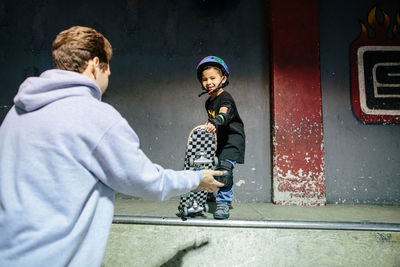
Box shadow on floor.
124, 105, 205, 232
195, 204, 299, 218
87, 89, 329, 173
160, 240, 210, 267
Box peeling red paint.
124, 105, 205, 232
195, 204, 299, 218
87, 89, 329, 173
270, 0, 326, 206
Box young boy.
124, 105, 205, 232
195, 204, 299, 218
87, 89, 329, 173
196, 56, 246, 219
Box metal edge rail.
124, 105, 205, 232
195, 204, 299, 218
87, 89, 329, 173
113, 215, 400, 232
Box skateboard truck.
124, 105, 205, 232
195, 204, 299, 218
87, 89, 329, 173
182, 200, 210, 217
189, 151, 218, 168
194, 152, 213, 165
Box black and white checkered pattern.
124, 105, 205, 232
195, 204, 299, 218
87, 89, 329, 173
179, 125, 217, 214
184, 126, 217, 170
178, 190, 209, 212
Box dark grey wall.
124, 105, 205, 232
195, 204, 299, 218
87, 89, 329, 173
319, 0, 400, 204
0, 0, 271, 202
3, 0, 397, 205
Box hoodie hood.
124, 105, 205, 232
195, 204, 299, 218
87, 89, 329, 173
14, 69, 102, 112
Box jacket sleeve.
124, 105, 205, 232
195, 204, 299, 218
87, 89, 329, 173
88, 118, 203, 200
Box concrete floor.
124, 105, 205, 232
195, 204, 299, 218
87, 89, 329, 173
112, 198, 400, 223
102, 199, 400, 267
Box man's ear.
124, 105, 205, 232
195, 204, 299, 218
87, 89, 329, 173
92, 57, 100, 67
91, 57, 100, 78
222, 75, 227, 84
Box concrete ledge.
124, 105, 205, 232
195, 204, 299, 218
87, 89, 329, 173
104, 222, 400, 266
105, 199, 400, 266
114, 215, 400, 232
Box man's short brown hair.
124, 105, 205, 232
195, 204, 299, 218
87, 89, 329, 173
52, 26, 112, 73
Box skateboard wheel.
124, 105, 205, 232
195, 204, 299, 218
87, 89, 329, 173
189, 158, 194, 167
204, 204, 209, 212
213, 157, 218, 166
183, 207, 188, 216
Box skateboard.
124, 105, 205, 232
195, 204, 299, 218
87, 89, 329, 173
178, 125, 218, 217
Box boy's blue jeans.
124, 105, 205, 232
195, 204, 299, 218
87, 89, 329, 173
216, 159, 236, 205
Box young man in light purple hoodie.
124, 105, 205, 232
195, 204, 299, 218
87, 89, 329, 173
0, 26, 223, 267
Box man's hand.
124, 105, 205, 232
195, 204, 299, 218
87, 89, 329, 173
198, 170, 224, 192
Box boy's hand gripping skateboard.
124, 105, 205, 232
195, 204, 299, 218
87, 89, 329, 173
178, 125, 219, 218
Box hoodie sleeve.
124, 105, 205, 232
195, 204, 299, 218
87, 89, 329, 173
89, 118, 203, 200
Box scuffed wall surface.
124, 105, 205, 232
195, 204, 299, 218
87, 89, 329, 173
2, 0, 398, 205
270, 0, 326, 206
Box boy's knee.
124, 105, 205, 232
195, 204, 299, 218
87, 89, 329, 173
215, 160, 234, 189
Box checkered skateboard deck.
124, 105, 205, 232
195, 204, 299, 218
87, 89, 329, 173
178, 125, 218, 217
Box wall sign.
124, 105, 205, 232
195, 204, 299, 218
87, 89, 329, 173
350, 7, 400, 124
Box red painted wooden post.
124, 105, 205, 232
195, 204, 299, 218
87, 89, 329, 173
270, 0, 326, 205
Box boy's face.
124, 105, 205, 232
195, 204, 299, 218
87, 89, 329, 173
201, 67, 226, 94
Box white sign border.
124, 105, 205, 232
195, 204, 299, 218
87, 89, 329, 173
357, 45, 400, 116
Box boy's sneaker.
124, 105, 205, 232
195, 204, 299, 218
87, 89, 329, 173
214, 204, 230, 220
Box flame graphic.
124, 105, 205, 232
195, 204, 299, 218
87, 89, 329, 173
358, 7, 400, 41
394, 13, 400, 37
